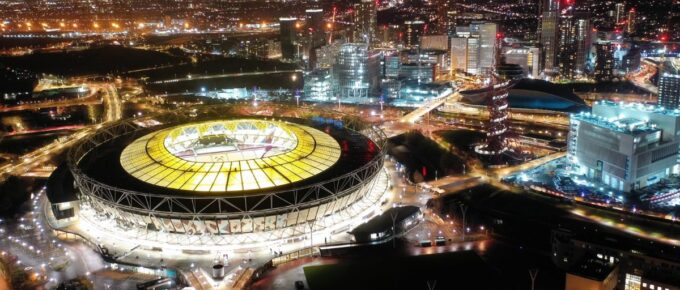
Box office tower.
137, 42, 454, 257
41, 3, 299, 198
658, 60, 680, 109
540, 12, 559, 73
594, 42, 614, 81
420, 34, 449, 51
471, 22, 498, 74
352, 0, 377, 44
614, 3, 626, 24
465, 38, 481, 75
332, 43, 380, 98
626, 8, 636, 34
403, 20, 426, 48
449, 22, 497, 76
568, 101, 680, 192
279, 17, 297, 61
450, 37, 469, 73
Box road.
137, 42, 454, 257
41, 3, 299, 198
148, 69, 302, 85
627, 59, 659, 95
398, 90, 459, 123
0, 81, 122, 181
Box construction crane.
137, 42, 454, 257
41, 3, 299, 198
329, 6, 337, 43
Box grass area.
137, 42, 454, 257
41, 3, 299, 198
304, 251, 503, 290
0, 45, 185, 76
386, 131, 464, 182
434, 129, 485, 152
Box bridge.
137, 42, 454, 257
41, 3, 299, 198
398, 89, 461, 123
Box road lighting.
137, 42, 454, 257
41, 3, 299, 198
459, 204, 467, 241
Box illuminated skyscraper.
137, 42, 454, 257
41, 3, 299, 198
626, 8, 637, 34
614, 3, 626, 24
403, 20, 426, 48
332, 43, 380, 99
352, 0, 377, 44
539, 0, 560, 74
471, 22, 498, 74
594, 42, 614, 81
279, 17, 298, 61
558, 12, 592, 78
449, 22, 497, 75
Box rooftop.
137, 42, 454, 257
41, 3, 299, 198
595, 100, 680, 117
572, 112, 660, 135
567, 257, 617, 281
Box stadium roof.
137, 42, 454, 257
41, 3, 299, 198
120, 119, 341, 194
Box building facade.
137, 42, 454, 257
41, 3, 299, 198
352, 0, 377, 44
568, 101, 680, 192
658, 60, 680, 109
279, 17, 298, 61
331, 43, 380, 99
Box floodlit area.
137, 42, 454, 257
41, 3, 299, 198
51, 169, 391, 260
506, 157, 680, 221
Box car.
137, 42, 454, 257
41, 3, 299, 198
294, 280, 305, 290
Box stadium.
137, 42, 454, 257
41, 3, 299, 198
49, 109, 389, 252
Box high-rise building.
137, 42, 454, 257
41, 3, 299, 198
594, 42, 614, 81
471, 22, 498, 74
420, 34, 449, 51
568, 101, 680, 192
403, 20, 426, 48
449, 22, 497, 75
540, 11, 559, 74
614, 3, 626, 24
465, 38, 481, 75
331, 43, 380, 99
626, 8, 636, 34
352, 0, 377, 44
539, 0, 560, 74
306, 9, 325, 48
450, 37, 469, 73
279, 17, 298, 61
558, 12, 592, 78
658, 60, 680, 109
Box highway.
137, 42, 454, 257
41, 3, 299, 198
148, 69, 303, 85
627, 59, 659, 95
0, 81, 122, 181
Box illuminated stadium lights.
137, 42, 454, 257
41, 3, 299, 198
54, 112, 387, 252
